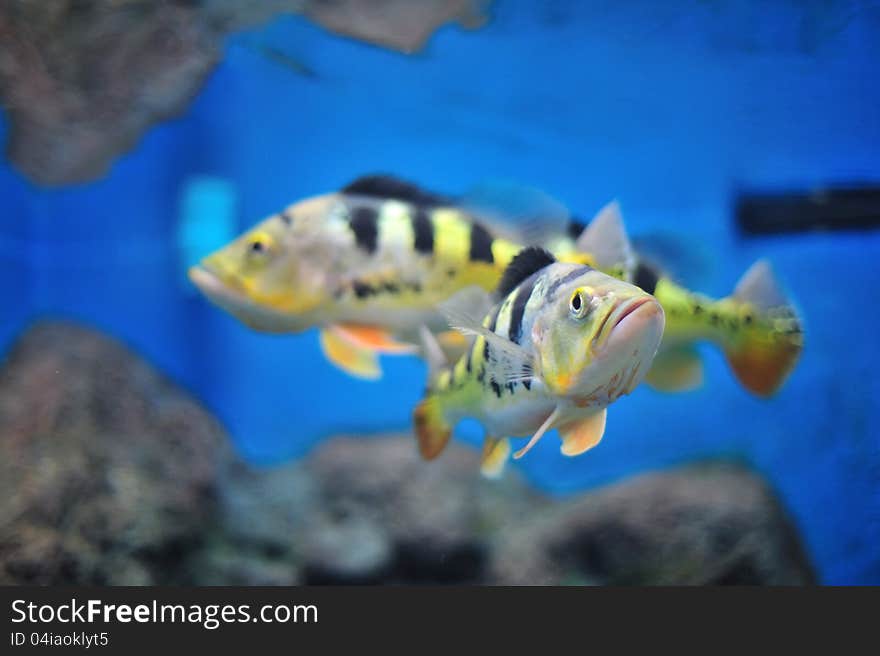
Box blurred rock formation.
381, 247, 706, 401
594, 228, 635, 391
0, 322, 815, 585
0, 0, 489, 186
0, 322, 230, 585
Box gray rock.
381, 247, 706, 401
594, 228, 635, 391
0, 321, 231, 584
0, 0, 490, 186
490, 464, 816, 585
296, 436, 543, 583
0, 322, 816, 585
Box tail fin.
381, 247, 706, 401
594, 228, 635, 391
413, 395, 452, 460
724, 260, 803, 397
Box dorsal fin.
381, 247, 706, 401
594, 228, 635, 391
495, 247, 556, 299
460, 180, 570, 246
574, 200, 636, 281
341, 174, 450, 207
733, 259, 788, 310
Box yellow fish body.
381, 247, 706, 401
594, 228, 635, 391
190, 175, 802, 396
414, 248, 665, 477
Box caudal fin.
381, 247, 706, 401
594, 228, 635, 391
724, 260, 803, 397
413, 395, 452, 460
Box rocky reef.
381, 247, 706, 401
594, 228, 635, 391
0, 322, 815, 585
0, 0, 489, 186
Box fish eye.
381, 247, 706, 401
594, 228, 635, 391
569, 290, 589, 319
245, 232, 274, 258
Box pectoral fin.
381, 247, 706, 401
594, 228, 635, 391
436, 329, 471, 361
334, 323, 419, 354
558, 409, 607, 456
513, 406, 560, 459
320, 324, 418, 380
645, 345, 704, 392
442, 288, 537, 386
480, 437, 511, 479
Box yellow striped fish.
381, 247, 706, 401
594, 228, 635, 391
188, 176, 585, 379
414, 247, 665, 477
189, 175, 802, 396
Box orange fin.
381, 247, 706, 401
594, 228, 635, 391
334, 323, 418, 354
558, 409, 607, 456
319, 326, 382, 379
320, 324, 418, 380
726, 261, 803, 397
645, 345, 703, 392
480, 437, 511, 479
725, 338, 802, 397
413, 396, 452, 460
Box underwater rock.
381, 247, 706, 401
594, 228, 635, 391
490, 465, 816, 585
0, 321, 814, 585
215, 436, 543, 584
0, 321, 231, 585
0, 1, 221, 186
0, 0, 490, 186
304, 0, 489, 54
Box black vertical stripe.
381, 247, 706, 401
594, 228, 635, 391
547, 266, 591, 298
634, 262, 659, 294
349, 205, 379, 253
469, 222, 495, 264
412, 207, 434, 254
566, 216, 588, 239
483, 305, 501, 361
509, 274, 538, 345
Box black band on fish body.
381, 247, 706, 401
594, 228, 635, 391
352, 280, 376, 298
483, 305, 501, 362
412, 207, 434, 255
496, 247, 556, 299
509, 273, 539, 346
342, 174, 451, 207
567, 216, 588, 239
469, 222, 495, 264
634, 261, 659, 295
546, 266, 590, 298
350, 205, 379, 253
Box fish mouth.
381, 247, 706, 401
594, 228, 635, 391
189, 264, 245, 303
594, 296, 655, 348
189, 264, 313, 334
602, 296, 664, 359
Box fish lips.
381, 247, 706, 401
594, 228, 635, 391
600, 296, 665, 366
188, 265, 306, 333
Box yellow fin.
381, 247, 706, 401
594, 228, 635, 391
558, 409, 607, 456
480, 437, 511, 479
319, 326, 382, 379
436, 329, 470, 361
413, 396, 452, 460
319, 324, 418, 380
725, 260, 803, 397
645, 346, 704, 392
333, 323, 418, 354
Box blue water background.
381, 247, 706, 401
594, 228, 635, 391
0, 1, 878, 583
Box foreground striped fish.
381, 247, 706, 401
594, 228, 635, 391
414, 248, 665, 477
189, 175, 802, 396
